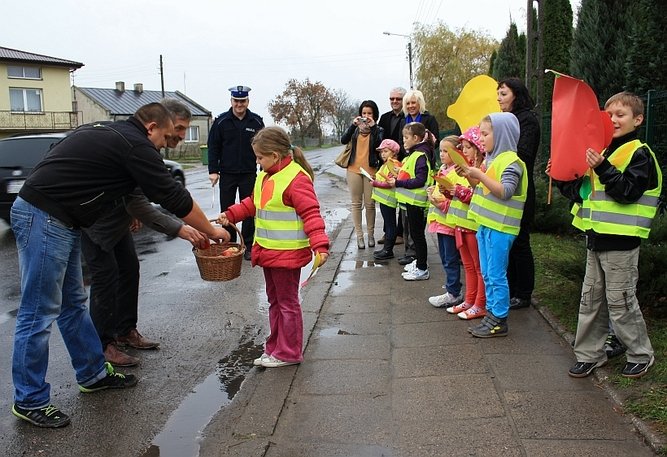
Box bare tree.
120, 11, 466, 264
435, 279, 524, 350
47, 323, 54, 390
329, 89, 358, 141
268, 78, 335, 147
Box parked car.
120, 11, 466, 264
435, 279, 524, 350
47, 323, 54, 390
0, 132, 186, 223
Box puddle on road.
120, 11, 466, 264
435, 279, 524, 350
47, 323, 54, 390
339, 260, 387, 270
142, 340, 263, 457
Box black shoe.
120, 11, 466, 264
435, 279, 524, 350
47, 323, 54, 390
243, 250, 251, 261
621, 356, 654, 378
12, 404, 70, 428
373, 249, 394, 260
79, 362, 138, 393
509, 297, 531, 310
568, 360, 606, 378
397, 255, 415, 265
604, 334, 626, 359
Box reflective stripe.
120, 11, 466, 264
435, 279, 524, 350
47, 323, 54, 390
591, 211, 654, 228
590, 193, 659, 206
256, 227, 308, 240
257, 209, 301, 222
469, 202, 522, 228
372, 187, 398, 208
396, 187, 428, 204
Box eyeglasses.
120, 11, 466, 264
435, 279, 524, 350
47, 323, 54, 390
389, 97, 402, 101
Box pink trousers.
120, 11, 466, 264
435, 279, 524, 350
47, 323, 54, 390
456, 230, 486, 308
263, 267, 304, 362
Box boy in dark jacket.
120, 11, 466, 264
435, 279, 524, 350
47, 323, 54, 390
552, 92, 662, 379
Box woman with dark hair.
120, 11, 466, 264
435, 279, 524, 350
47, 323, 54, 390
497, 77, 541, 310
341, 100, 384, 249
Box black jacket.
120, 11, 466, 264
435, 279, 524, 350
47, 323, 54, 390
513, 107, 541, 224
19, 117, 193, 228
399, 111, 439, 161
555, 131, 659, 251
378, 110, 404, 143
207, 108, 264, 174
340, 123, 384, 169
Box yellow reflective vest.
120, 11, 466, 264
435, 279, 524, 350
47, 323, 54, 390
253, 161, 310, 250
395, 151, 433, 208
371, 162, 398, 208
445, 175, 479, 232
469, 151, 527, 235
570, 140, 662, 238
427, 166, 458, 228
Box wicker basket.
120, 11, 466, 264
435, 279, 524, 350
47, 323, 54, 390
193, 223, 246, 281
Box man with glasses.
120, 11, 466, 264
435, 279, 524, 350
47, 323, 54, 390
208, 85, 265, 260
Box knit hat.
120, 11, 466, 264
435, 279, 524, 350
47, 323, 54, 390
376, 139, 400, 154
459, 126, 485, 155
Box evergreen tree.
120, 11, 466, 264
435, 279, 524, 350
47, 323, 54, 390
542, 0, 572, 112
570, 0, 634, 103
492, 22, 523, 81
488, 50, 497, 76
625, 0, 667, 94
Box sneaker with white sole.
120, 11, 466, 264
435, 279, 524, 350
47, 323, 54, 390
430, 292, 464, 308
447, 301, 472, 314
403, 259, 417, 272
253, 353, 270, 366
260, 355, 300, 368
403, 268, 430, 281
458, 305, 486, 320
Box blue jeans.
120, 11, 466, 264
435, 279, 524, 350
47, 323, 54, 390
11, 198, 108, 409
437, 233, 461, 296
476, 226, 516, 319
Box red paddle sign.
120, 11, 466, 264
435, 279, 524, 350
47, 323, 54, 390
548, 71, 614, 181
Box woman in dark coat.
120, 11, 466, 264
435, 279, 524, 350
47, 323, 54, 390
497, 77, 541, 309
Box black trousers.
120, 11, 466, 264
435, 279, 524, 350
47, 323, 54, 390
405, 204, 427, 270
219, 172, 256, 246
81, 230, 139, 347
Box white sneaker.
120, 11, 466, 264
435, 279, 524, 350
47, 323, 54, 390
429, 292, 464, 308
403, 259, 417, 272
253, 353, 270, 366
403, 268, 430, 281
260, 355, 300, 368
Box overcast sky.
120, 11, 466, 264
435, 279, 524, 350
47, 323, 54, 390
4, 0, 580, 126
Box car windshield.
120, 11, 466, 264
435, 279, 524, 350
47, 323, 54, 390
0, 137, 62, 168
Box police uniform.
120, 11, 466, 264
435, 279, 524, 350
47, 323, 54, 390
207, 85, 265, 249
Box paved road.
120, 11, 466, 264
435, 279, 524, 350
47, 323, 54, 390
0, 145, 348, 457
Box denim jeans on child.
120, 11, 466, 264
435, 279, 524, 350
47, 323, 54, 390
437, 233, 461, 296
11, 197, 108, 409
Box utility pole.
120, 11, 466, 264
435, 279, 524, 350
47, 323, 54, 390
160, 54, 165, 98
383, 32, 414, 89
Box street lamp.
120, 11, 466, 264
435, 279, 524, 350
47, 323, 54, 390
383, 31, 413, 89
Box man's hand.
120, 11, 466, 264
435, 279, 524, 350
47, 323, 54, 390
209, 173, 220, 187
177, 225, 208, 248
210, 226, 231, 244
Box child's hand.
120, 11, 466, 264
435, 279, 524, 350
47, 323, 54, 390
387, 177, 396, 188
216, 212, 230, 226
585, 148, 603, 168
462, 166, 482, 179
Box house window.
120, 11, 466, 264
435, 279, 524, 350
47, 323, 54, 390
185, 125, 199, 143
10, 88, 43, 112
7, 65, 42, 79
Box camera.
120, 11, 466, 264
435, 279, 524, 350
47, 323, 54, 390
358, 117, 368, 123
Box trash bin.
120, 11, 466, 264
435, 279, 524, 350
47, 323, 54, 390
200, 145, 208, 165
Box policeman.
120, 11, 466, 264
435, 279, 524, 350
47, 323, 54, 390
208, 85, 265, 260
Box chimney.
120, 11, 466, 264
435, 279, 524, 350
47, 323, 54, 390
115, 81, 125, 92
134, 83, 143, 93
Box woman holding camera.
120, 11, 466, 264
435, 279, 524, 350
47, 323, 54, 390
341, 100, 384, 249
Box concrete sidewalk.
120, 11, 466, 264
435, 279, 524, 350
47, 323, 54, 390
202, 220, 658, 457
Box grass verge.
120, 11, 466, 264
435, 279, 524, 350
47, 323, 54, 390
532, 232, 667, 446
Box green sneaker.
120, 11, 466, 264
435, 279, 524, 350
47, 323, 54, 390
12, 404, 71, 428
79, 362, 138, 393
